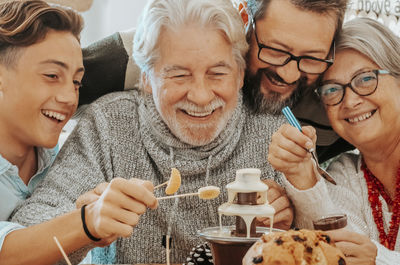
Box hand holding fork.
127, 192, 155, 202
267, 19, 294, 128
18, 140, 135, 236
280, 106, 336, 185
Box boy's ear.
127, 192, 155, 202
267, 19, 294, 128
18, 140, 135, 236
141, 72, 152, 94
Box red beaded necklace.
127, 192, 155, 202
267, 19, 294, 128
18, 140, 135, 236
361, 159, 400, 250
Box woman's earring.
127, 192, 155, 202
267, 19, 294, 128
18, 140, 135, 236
0, 90, 3, 99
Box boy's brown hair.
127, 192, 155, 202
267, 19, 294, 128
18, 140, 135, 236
0, 0, 83, 67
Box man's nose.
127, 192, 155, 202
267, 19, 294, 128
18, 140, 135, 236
275, 60, 301, 85
186, 77, 214, 106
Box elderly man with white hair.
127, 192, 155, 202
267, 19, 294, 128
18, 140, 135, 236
11, 0, 291, 263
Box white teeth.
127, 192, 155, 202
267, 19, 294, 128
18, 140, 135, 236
42, 110, 66, 121
176, 97, 225, 117
185, 110, 213, 117
348, 111, 372, 123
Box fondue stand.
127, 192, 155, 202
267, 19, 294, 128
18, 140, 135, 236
199, 168, 278, 265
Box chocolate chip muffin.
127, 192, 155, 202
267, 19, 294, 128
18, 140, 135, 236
242, 229, 346, 265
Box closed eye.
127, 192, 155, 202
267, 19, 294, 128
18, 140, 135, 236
173, 74, 190, 78
73, 80, 82, 90
208, 70, 229, 79
44, 74, 58, 80
211, 72, 227, 76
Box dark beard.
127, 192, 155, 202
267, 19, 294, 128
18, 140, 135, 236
243, 68, 307, 115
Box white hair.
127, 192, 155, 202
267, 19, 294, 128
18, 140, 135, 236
133, 0, 248, 76
336, 17, 400, 77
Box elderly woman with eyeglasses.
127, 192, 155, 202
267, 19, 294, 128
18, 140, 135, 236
268, 17, 400, 264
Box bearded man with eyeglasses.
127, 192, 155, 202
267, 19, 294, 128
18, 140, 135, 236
243, 0, 351, 162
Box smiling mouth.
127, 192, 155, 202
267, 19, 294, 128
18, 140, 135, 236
182, 109, 215, 118
41, 110, 67, 123
345, 110, 377, 123
263, 70, 296, 88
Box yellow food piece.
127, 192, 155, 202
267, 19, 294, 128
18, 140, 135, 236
165, 168, 181, 195
198, 186, 220, 199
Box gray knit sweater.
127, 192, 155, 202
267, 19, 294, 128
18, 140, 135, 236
12, 90, 285, 264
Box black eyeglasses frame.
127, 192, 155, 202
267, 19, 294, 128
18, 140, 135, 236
251, 18, 335, 75
315, 69, 390, 106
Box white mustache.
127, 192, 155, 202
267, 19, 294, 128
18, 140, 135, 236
174, 97, 225, 114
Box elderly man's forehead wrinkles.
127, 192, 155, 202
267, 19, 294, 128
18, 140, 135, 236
161, 61, 233, 76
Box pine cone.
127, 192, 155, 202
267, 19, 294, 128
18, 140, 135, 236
184, 242, 214, 265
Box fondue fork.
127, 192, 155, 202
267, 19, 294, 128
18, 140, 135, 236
282, 106, 336, 185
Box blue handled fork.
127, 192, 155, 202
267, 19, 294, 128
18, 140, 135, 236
282, 106, 336, 185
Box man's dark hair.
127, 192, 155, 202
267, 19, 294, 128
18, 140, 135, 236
246, 0, 348, 41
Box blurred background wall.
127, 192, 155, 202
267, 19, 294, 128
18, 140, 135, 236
6, 0, 399, 47
80, 0, 147, 47
346, 0, 400, 36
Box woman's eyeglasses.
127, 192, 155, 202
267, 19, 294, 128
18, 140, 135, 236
315, 69, 390, 106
